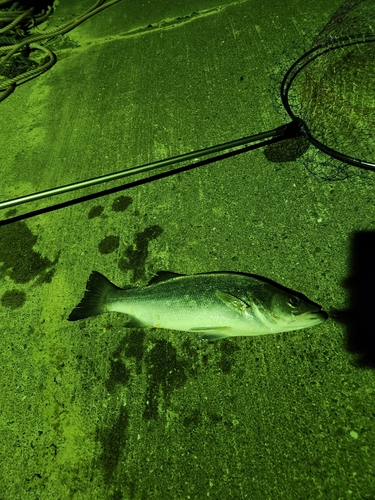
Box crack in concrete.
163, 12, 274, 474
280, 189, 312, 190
125, 0, 248, 37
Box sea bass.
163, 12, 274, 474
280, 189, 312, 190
67, 271, 327, 340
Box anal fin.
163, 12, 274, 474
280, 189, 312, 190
199, 332, 231, 342
189, 326, 232, 342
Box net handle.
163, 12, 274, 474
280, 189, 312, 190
0, 123, 298, 210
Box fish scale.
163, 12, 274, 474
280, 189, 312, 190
68, 270, 327, 341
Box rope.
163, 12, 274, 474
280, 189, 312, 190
0, 0, 122, 100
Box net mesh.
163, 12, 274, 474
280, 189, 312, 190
271, 0, 375, 182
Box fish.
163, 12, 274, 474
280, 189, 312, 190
67, 270, 328, 341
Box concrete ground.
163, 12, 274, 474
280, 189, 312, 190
1, 0, 375, 498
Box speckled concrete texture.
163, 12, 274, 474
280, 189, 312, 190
1, 1, 375, 499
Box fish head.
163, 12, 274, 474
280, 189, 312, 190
253, 284, 328, 334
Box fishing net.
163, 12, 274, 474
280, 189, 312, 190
270, 0, 375, 181
0, 0, 374, 214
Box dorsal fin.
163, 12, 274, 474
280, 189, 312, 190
147, 271, 185, 285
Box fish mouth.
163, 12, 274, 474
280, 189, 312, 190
297, 309, 328, 324
315, 310, 328, 321
287, 308, 328, 331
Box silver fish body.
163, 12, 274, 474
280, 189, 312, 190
68, 270, 327, 340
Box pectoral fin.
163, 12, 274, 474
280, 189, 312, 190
215, 290, 250, 314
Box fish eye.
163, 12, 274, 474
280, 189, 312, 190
288, 296, 300, 308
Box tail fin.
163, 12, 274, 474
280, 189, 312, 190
67, 271, 120, 321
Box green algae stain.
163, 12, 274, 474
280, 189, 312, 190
88, 205, 105, 219
0, 221, 58, 284
118, 225, 163, 282
111, 195, 132, 212
98, 235, 120, 254
104, 330, 146, 393
1, 289, 26, 309
98, 406, 130, 484
143, 339, 187, 421
218, 339, 240, 374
